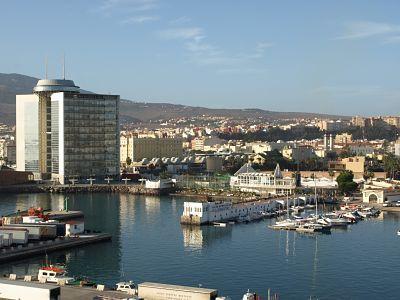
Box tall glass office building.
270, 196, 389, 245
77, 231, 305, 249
51, 92, 119, 184
16, 95, 40, 175
16, 79, 120, 184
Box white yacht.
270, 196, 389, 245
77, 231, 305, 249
242, 290, 256, 300
116, 280, 137, 295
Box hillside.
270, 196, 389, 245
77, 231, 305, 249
0, 73, 346, 125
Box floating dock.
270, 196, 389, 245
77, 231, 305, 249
0, 234, 111, 263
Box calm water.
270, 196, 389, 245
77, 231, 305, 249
0, 193, 399, 299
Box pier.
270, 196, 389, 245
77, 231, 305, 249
0, 234, 111, 263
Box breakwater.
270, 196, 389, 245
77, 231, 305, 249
0, 184, 174, 195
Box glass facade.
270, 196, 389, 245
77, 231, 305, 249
52, 93, 119, 183
24, 100, 39, 172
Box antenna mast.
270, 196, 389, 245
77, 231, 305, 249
62, 53, 65, 79
45, 56, 48, 79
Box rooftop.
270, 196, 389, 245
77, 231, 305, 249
33, 79, 80, 93
138, 282, 218, 294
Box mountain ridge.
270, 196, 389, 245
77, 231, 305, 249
0, 73, 347, 125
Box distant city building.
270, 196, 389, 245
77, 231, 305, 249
334, 133, 352, 144
4, 140, 16, 164
328, 156, 365, 175
395, 140, 400, 157
323, 133, 334, 151
317, 120, 348, 132
16, 78, 120, 184
191, 137, 205, 151
351, 116, 366, 127
121, 136, 183, 163
282, 145, 315, 162
383, 116, 400, 128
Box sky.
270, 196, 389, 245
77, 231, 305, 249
0, 0, 399, 116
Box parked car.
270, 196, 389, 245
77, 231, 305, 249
395, 201, 400, 207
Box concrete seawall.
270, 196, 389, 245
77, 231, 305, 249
0, 234, 112, 263
0, 184, 175, 195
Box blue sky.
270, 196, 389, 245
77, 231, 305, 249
1, 0, 399, 116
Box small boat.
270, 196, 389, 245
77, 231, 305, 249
213, 222, 227, 227
397, 230, 400, 236
296, 224, 316, 233
242, 290, 256, 300
116, 280, 137, 294
324, 217, 348, 227
38, 266, 75, 285
68, 276, 96, 287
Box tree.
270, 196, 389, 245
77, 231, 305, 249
126, 157, 132, 166
363, 170, 374, 182
328, 170, 335, 180
383, 153, 400, 179
336, 170, 358, 195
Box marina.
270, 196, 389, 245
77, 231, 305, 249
0, 193, 399, 299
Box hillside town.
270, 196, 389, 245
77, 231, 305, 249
2, 111, 400, 205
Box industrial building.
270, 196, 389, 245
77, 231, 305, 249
0, 279, 60, 300
138, 282, 218, 300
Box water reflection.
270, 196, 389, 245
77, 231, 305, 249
181, 225, 232, 250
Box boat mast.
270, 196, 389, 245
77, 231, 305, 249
314, 173, 317, 218
286, 190, 289, 219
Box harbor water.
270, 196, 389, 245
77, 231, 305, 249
0, 193, 399, 299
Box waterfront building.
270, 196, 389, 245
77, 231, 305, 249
230, 163, 296, 195
362, 181, 400, 204
181, 200, 277, 225
16, 78, 120, 183
50, 92, 119, 184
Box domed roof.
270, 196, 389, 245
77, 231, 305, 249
33, 79, 80, 93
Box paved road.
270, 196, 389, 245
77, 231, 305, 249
61, 285, 132, 300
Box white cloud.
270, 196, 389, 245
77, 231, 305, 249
120, 15, 159, 24
97, 0, 159, 14
383, 35, 400, 44
169, 16, 191, 25
158, 27, 204, 40
217, 68, 267, 75
335, 21, 400, 40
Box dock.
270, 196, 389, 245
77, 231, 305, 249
0, 234, 111, 263
60, 285, 130, 300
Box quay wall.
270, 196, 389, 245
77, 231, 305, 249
0, 234, 111, 263
0, 184, 174, 195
